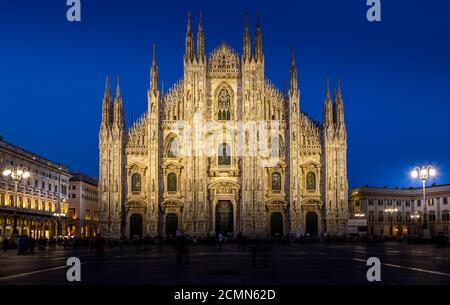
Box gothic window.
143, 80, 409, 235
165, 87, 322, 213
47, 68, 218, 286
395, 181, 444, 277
167, 173, 177, 192
368, 211, 375, 222
306, 172, 316, 190
217, 88, 231, 121
218, 143, 231, 166
131, 173, 141, 192
272, 172, 281, 191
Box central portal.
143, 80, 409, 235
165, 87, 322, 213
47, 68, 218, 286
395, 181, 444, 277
215, 200, 233, 235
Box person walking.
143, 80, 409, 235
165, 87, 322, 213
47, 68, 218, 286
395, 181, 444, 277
217, 232, 223, 250
237, 231, 243, 251
95, 235, 105, 262
2, 237, 8, 252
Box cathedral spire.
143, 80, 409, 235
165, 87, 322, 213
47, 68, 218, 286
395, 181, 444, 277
150, 44, 158, 92
113, 76, 124, 130
196, 11, 205, 62
101, 75, 113, 127
185, 11, 194, 62
289, 48, 298, 94
333, 79, 345, 129
242, 12, 251, 62
253, 13, 263, 62
323, 78, 334, 129
115, 75, 121, 99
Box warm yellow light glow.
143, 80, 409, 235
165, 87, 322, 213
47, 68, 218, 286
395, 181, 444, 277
16, 169, 23, 176
411, 170, 418, 178
2, 169, 11, 176
420, 168, 427, 177
429, 168, 436, 177
22, 171, 30, 179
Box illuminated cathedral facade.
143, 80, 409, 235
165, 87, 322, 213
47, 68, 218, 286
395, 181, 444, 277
98, 13, 349, 240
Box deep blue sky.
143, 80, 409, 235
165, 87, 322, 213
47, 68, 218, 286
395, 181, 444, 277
1, 0, 449, 189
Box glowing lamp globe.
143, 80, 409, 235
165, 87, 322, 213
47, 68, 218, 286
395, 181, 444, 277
429, 168, 436, 177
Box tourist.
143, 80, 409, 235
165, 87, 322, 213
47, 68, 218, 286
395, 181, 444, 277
217, 232, 223, 250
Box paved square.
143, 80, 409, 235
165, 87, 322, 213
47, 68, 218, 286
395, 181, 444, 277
0, 242, 449, 285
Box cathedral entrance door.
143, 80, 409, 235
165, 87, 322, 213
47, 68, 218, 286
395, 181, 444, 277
305, 212, 318, 236
130, 213, 142, 239
165, 213, 178, 237
271, 212, 283, 237
215, 201, 233, 235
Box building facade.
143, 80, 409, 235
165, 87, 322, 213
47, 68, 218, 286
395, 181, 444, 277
68, 172, 99, 238
0, 139, 70, 241
99, 14, 349, 240
350, 185, 450, 237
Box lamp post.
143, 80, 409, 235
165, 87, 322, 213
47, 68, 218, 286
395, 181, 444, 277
410, 212, 420, 234
2, 166, 31, 236
53, 212, 66, 237
384, 208, 398, 237
411, 166, 436, 232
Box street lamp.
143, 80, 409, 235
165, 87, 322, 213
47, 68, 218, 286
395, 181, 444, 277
53, 212, 66, 237
410, 212, 420, 234
2, 165, 31, 236
411, 166, 436, 232
384, 208, 398, 237
354, 213, 365, 218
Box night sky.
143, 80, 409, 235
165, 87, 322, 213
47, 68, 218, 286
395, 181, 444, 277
1, 0, 449, 189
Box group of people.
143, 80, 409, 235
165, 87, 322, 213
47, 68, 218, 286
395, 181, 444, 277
2, 235, 59, 254
0, 234, 109, 258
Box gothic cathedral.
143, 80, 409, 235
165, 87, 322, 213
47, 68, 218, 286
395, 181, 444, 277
98, 13, 349, 240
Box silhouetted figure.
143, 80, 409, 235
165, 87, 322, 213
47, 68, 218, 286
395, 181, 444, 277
217, 232, 223, 250
29, 238, 36, 254
237, 232, 243, 251
2, 237, 8, 252
144, 234, 150, 251
175, 231, 185, 266
155, 233, 163, 252
95, 235, 105, 262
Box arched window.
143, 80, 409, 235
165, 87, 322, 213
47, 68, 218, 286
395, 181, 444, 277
428, 211, 436, 222
396, 213, 402, 222
272, 172, 281, 191
217, 88, 231, 121
218, 143, 231, 166
306, 172, 316, 190
378, 211, 384, 222
131, 173, 141, 192
442, 210, 450, 221
167, 173, 177, 192
368, 211, 375, 222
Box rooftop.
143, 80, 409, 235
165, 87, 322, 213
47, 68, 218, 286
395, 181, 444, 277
0, 139, 70, 173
